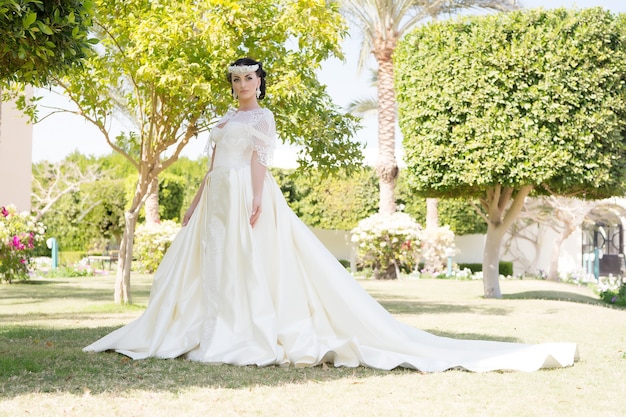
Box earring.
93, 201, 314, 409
232, 91, 238, 100
256, 88, 261, 99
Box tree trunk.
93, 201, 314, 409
113, 170, 154, 304
481, 185, 533, 298
426, 198, 439, 229
482, 222, 507, 298
547, 235, 563, 281
114, 210, 138, 304
547, 219, 577, 281
374, 48, 398, 215
423, 198, 438, 273
374, 262, 398, 280
144, 177, 160, 224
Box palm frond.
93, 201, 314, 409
341, 0, 520, 70
346, 96, 379, 116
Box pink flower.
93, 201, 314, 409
1, 207, 8, 217
12, 236, 25, 250
20, 258, 27, 264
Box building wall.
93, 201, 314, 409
0, 92, 33, 212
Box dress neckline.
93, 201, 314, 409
234, 107, 264, 113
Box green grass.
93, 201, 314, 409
1, 275, 625, 417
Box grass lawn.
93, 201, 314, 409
1, 274, 625, 417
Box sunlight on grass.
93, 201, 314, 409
1, 275, 625, 417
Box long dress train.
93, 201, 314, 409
84, 108, 578, 372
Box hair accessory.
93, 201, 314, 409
228, 64, 259, 75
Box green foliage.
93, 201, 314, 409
457, 262, 513, 276
0, 0, 95, 85
0, 205, 46, 283
32, 153, 206, 253
599, 284, 626, 307
35, 178, 126, 253
499, 261, 513, 277
596, 276, 626, 307
272, 167, 484, 234
273, 167, 378, 230
96, 152, 135, 178
158, 173, 186, 222
58, 251, 88, 266
37, 190, 89, 251
81, 178, 126, 245
133, 220, 180, 273
396, 7, 626, 199
49, 0, 361, 174
397, 176, 486, 235
32, 154, 127, 252
166, 156, 209, 216
438, 199, 487, 235
46, 264, 94, 277
458, 263, 484, 274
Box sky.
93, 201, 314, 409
30, 0, 626, 167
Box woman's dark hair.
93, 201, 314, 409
227, 57, 267, 99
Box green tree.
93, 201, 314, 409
165, 156, 208, 219
396, 7, 626, 298
24, 0, 360, 303
0, 0, 94, 85
158, 173, 185, 222
397, 183, 487, 236
32, 153, 126, 253
272, 166, 485, 234
340, 0, 517, 216
283, 168, 379, 230
1, 0, 95, 143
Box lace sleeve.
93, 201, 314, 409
203, 130, 215, 163
249, 109, 276, 167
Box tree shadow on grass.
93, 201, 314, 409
503, 290, 604, 306
0, 279, 151, 305
0, 324, 520, 398
375, 299, 512, 316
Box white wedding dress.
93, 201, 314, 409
84, 108, 578, 372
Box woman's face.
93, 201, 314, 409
231, 71, 260, 100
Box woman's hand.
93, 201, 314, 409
250, 196, 262, 227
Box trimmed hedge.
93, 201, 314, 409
458, 262, 513, 276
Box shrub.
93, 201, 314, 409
456, 262, 513, 276
421, 225, 455, 274
596, 276, 626, 307
133, 220, 180, 273
0, 205, 46, 283
351, 212, 422, 279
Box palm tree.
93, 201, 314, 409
341, 0, 518, 215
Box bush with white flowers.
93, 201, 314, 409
134, 220, 180, 273
351, 212, 422, 279
421, 225, 456, 274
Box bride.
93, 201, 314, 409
84, 58, 578, 372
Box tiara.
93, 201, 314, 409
227, 64, 259, 75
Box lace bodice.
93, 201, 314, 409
206, 108, 276, 168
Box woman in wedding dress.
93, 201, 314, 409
84, 58, 578, 372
